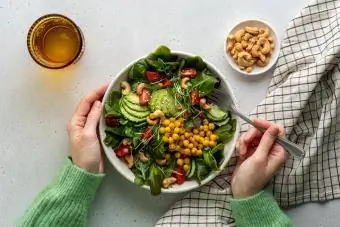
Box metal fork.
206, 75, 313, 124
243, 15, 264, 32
208, 93, 304, 159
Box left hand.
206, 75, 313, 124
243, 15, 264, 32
67, 84, 108, 174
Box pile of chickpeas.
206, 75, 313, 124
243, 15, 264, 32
159, 117, 218, 172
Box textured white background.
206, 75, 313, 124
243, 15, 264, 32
2, 0, 338, 226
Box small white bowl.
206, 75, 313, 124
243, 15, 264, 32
99, 51, 240, 194
224, 19, 280, 76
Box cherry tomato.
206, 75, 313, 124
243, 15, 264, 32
172, 167, 186, 185
115, 144, 131, 157
141, 127, 153, 140
105, 116, 120, 127
139, 88, 150, 105
190, 90, 200, 105
145, 71, 162, 82
162, 79, 173, 88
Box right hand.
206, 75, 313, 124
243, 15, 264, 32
231, 119, 288, 199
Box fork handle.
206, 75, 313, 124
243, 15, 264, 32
231, 106, 304, 158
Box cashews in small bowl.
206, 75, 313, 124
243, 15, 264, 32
224, 19, 280, 76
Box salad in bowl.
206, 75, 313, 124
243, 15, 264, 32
100, 46, 239, 195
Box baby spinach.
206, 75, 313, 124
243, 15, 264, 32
184, 117, 201, 130
189, 69, 218, 96
149, 164, 164, 195
104, 91, 122, 117
195, 159, 210, 183
211, 143, 225, 154
203, 149, 218, 171
103, 134, 120, 148
185, 56, 206, 71
151, 45, 171, 60
214, 119, 237, 142
128, 59, 148, 82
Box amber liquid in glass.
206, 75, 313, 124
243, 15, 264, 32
27, 14, 84, 69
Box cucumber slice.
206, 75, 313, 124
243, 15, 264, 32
215, 117, 230, 127
205, 104, 227, 121
120, 104, 146, 123
122, 97, 150, 113
187, 159, 196, 178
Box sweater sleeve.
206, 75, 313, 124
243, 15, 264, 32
17, 158, 105, 227
230, 191, 292, 227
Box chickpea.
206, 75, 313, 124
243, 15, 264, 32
175, 152, 181, 158
159, 127, 166, 134
168, 137, 174, 144
165, 154, 171, 161
210, 134, 218, 141
206, 131, 212, 137
199, 131, 205, 137
180, 135, 186, 140
208, 123, 215, 130
163, 136, 169, 143
170, 117, 176, 122
196, 149, 203, 156
193, 129, 199, 134
165, 127, 171, 133
203, 119, 209, 125
174, 121, 181, 127
203, 125, 209, 131
184, 148, 191, 155
183, 164, 190, 172
184, 158, 190, 164
169, 144, 176, 150
184, 132, 190, 138
169, 123, 175, 129
173, 133, 179, 140
203, 140, 209, 147
199, 125, 204, 130
191, 147, 197, 155
188, 143, 194, 149
174, 127, 181, 134
163, 119, 170, 126
177, 158, 184, 166
209, 141, 217, 147
183, 140, 190, 147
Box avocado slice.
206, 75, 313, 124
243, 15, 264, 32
125, 93, 140, 104
122, 97, 150, 113
121, 101, 149, 118
120, 103, 146, 123
205, 104, 227, 121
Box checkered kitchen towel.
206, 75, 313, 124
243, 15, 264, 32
156, 0, 340, 226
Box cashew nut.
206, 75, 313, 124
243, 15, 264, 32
122, 138, 132, 146
156, 159, 167, 166
124, 154, 134, 169
258, 37, 271, 55
136, 83, 147, 95
270, 43, 275, 49
241, 40, 248, 48
245, 26, 259, 35
251, 45, 260, 57
268, 36, 274, 43
162, 177, 177, 189
199, 98, 211, 110
259, 27, 270, 38
242, 32, 253, 41
226, 35, 236, 51
258, 52, 266, 62
237, 52, 254, 67
181, 77, 190, 89
121, 81, 131, 95
147, 110, 165, 125
256, 58, 269, 67
245, 66, 253, 73
181, 68, 197, 78
234, 29, 245, 42
138, 152, 149, 163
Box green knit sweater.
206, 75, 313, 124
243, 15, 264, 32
17, 158, 292, 227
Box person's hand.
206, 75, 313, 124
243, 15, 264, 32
231, 119, 288, 199
67, 84, 108, 174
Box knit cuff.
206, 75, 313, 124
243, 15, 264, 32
230, 191, 291, 227
53, 158, 105, 203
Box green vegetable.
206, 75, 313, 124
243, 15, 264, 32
105, 127, 124, 136
189, 69, 218, 96
149, 89, 177, 116
134, 177, 144, 186
184, 117, 201, 130
187, 159, 196, 178
103, 134, 120, 148
163, 157, 176, 178
211, 143, 225, 154
151, 45, 171, 59
195, 159, 210, 183
104, 91, 122, 117
203, 149, 218, 170
149, 165, 163, 195
205, 104, 227, 121
214, 119, 237, 142
185, 56, 206, 70
128, 59, 148, 81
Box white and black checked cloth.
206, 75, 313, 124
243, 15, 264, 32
156, 0, 340, 226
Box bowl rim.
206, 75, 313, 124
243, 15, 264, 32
224, 19, 280, 76
99, 50, 240, 193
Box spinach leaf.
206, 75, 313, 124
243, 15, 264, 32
105, 126, 124, 136
184, 117, 201, 130
203, 149, 218, 171
211, 143, 225, 154
189, 69, 218, 96
103, 134, 120, 148
128, 59, 148, 81
149, 164, 164, 195
162, 156, 176, 178
195, 159, 210, 183
104, 91, 122, 117
146, 58, 179, 78
134, 159, 151, 181
185, 56, 206, 70
151, 45, 171, 59
214, 119, 237, 142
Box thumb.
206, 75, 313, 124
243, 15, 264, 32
254, 125, 280, 160
85, 101, 103, 132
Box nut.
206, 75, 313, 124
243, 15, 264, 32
234, 29, 245, 42
181, 68, 197, 78
121, 81, 131, 95
136, 83, 147, 95
156, 159, 167, 166
258, 37, 271, 55
199, 98, 211, 110
181, 77, 190, 89
138, 152, 149, 163
245, 26, 259, 35
124, 154, 134, 169
162, 177, 177, 188
122, 138, 132, 146
237, 52, 254, 67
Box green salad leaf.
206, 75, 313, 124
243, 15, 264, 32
185, 56, 206, 71
104, 91, 122, 117
203, 149, 218, 171
214, 119, 237, 142
151, 45, 171, 59
128, 59, 148, 81
195, 159, 210, 183
189, 69, 218, 96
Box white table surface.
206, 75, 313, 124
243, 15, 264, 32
2, 0, 339, 226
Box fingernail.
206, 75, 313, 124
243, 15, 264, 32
269, 126, 279, 138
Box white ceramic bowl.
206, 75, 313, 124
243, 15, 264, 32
99, 51, 240, 193
224, 19, 280, 76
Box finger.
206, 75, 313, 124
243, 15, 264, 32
266, 149, 288, 176
254, 125, 280, 159
70, 84, 108, 129
253, 118, 285, 136
244, 127, 263, 143
84, 101, 103, 132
